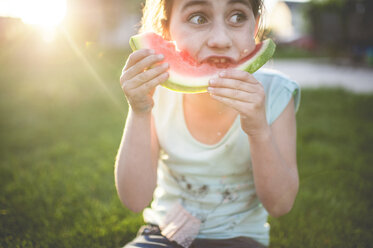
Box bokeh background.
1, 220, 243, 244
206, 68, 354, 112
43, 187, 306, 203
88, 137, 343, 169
0, 0, 372, 247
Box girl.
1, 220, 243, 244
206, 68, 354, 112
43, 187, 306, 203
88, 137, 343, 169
115, 0, 300, 247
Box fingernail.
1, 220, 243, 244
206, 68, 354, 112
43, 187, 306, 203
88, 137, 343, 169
158, 54, 164, 59
209, 78, 215, 85
149, 49, 155, 54
207, 87, 213, 92
219, 71, 226, 77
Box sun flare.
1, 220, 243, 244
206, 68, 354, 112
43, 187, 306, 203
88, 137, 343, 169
19, 0, 66, 28
0, 0, 66, 28
0, 0, 67, 42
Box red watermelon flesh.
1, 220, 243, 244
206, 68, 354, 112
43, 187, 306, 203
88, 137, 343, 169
130, 32, 275, 93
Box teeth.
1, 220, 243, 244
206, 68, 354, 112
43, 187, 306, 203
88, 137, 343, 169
208, 58, 229, 64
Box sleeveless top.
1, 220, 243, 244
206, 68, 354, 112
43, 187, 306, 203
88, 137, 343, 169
143, 68, 301, 246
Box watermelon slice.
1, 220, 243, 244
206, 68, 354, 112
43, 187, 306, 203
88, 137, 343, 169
129, 32, 276, 93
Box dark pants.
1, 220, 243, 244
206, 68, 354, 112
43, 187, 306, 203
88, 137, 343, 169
123, 225, 267, 248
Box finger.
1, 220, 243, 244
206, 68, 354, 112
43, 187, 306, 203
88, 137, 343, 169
123, 49, 155, 71
139, 71, 169, 93
218, 70, 259, 85
122, 53, 164, 81
124, 62, 169, 89
208, 87, 258, 103
126, 71, 169, 96
209, 77, 257, 93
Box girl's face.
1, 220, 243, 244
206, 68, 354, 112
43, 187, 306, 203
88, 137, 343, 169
168, 0, 257, 68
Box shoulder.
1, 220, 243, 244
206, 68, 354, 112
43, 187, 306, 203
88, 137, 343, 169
254, 68, 299, 93
152, 85, 181, 121
153, 85, 179, 106
254, 68, 301, 124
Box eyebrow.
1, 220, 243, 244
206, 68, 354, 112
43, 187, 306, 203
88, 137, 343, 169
228, 0, 252, 9
181, 0, 251, 12
181, 0, 211, 12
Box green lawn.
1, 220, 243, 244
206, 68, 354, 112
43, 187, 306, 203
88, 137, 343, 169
0, 39, 372, 248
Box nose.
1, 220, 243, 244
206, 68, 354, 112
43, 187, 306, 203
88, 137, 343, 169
206, 24, 232, 49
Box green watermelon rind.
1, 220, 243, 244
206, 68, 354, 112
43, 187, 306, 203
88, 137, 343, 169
129, 34, 276, 94
238, 39, 276, 73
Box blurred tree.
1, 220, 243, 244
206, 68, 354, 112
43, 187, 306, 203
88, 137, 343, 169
307, 0, 373, 63
62, 0, 143, 46
309, 0, 347, 8
64, 0, 143, 45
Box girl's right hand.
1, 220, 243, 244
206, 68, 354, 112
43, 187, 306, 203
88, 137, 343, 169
120, 49, 169, 114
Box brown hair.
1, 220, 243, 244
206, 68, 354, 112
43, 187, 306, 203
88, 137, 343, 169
140, 0, 264, 40
140, 0, 174, 38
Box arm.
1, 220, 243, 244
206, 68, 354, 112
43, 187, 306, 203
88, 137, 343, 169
115, 111, 160, 213
115, 49, 168, 212
208, 70, 299, 217
248, 98, 298, 218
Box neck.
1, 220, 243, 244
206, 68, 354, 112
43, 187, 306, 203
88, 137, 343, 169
184, 92, 236, 117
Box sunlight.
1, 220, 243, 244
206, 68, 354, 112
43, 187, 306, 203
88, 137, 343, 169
0, 0, 66, 42
18, 0, 66, 28
61, 28, 123, 110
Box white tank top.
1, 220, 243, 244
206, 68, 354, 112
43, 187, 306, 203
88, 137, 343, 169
143, 69, 300, 246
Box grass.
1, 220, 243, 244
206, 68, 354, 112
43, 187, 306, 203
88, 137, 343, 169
1, 37, 372, 248
269, 89, 373, 247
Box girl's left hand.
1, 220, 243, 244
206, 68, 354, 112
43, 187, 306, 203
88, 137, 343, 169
208, 69, 270, 139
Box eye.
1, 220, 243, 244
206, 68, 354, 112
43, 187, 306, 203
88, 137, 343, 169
229, 13, 247, 24
189, 14, 208, 25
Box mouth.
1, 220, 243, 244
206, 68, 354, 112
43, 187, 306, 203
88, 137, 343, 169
201, 56, 237, 69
